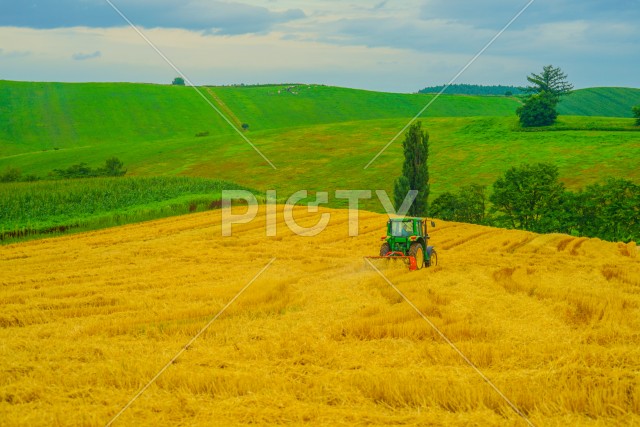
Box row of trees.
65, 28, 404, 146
431, 163, 639, 243
419, 84, 523, 96
53, 157, 127, 179
1, 157, 127, 182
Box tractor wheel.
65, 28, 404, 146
409, 243, 424, 269
379, 242, 390, 256
427, 249, 438, 267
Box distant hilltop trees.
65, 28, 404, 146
418, 84, 524, 96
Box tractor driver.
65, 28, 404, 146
401, 221, 413, 236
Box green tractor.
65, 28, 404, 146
368, 217, 437, 270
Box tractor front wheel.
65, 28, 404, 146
379, 242, 390, 256
427, 249, 438, 267
409, 243, 424, 269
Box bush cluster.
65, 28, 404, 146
431, 163, 639, 243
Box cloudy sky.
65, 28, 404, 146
1, 0, 638, 92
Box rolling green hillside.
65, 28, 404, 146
558, 87, 640, 117
208, 85, 521, 131
0, 81, 235, 156
0, 81, 521, 153
2, 81, 638, 158
1, 81, 639, 214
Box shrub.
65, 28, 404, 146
633, 105, 640, 126
102, 157, 127, 177
431, 185, 487, 224
0, 168, 22, 183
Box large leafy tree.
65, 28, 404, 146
393, 121, 429, 217
490, 163, 565, 232
518, 65, 573, 127
572, 178, 640, 242
525, 65, 573, 99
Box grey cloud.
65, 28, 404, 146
0, 48, 32, 58
325, 14, 639, 60
373, 1, 388, 10
0, 1, 121, 28
0, 0, 305, 35
295, 0, 640, 57
320, 17, 492, 54
420, 0, 640, 29
72, 51, 101, 61
420, 0, 532, 29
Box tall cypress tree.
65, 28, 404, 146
394, 121, 429, 216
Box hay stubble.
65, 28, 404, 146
1, 207, 639, 426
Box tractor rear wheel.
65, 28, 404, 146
409, 243, 424, 269
379, 242, 390, 256
427, 249, 438, 267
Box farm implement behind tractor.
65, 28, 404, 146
365, 217, 437, 271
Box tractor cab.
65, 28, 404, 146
389, 217, 430, 239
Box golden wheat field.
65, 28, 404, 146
1, 206, 639, 426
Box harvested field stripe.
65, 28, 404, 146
440, 230, 496, 250
570, 238, 588, 256
364, 258, 536, 427
105, 258, 275, 426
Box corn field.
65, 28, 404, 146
0, 177, 251, 242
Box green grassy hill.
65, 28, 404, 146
0, 81, 235, 156
209, 85, 521, 131
1, 81, 639, 214
558, 87, 640, 117
0, 81, 521, 153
